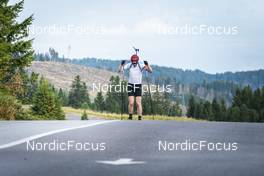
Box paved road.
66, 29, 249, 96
0, 120, 264, 176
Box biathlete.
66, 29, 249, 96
119, 54, 152, 120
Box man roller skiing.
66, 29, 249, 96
119, 50, 152, 120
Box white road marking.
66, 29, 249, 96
96, 158, 146, 165
0, 120, 119, 150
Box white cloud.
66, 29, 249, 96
134, 18, 170, 34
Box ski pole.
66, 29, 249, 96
145, 66, 154, 120
119, 60, 126, 120
121, 69, 124, 120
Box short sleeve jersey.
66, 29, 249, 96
123, 61, 145, 84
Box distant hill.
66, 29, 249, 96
28, 61, 119, 97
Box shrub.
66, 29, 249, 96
0, 91, 22, 120
81, 110, 88, 120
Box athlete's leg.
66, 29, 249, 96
136, 96, 142, 116
128, 95, 134, 115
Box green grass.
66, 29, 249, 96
62, 107, 204, 121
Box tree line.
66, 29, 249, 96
187, 86, 264, 122
62, 75, 182, 117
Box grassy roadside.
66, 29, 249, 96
62, 107, 204, 121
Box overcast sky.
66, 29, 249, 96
11, 0, 264, 73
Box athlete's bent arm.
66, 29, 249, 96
118, 60, 126, 72
144, 61, 152, 73
146, 64, 152, 73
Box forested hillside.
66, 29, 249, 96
34, 50, 264, 106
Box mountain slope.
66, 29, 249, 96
28, 61, 118, 97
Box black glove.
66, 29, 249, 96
121, 60, 126, 65
144, 60, 149, 66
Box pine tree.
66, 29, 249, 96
152, 89, 163, 115
142, 92, 151, 115
68, 75, 90, 108
219, 99, 227, 121
27, 72, 39, 102
0, 0, 34, 82
58, 88, 68, 106
81, 82, 91, 106
0, 0, 34, 120
120, 78, 128, 114
105, 90, 119, 113
202, 101, 213, 120
161, 91, 171, 115
194, 102, 202, 119
105, 76, 122, 113
241, 86, 253, 108
94, 91, 105, 112
253, 88, 262, 114
212, 98, 221, 121
31, 79, 65, 120
187, 95, 195, 117
232, 88, 242, 107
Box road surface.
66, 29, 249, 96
0, 120, 263, 176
